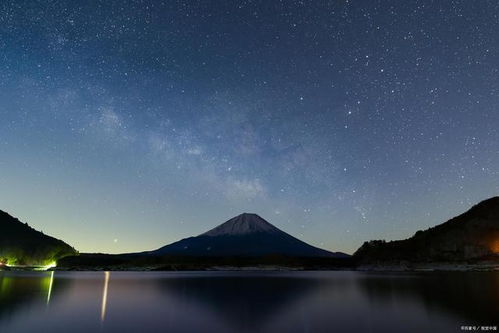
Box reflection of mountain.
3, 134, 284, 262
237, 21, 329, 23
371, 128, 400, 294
0, 272, 498, 332
0, 272, 69, 320
152, 272, 499, 332
354, 272, 499, 325
151, 273, 340, 332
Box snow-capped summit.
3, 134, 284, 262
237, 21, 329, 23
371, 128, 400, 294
151, 213, 349, 258
201, 213, 279, 237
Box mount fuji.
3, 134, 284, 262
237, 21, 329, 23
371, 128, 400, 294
150, 213, 348, 258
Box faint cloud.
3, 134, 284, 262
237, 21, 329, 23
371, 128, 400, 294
89, 107, 135, 143
47, 88, 79, 111
148, 131, 173, 160
186, 146, 203, 155
99, 107, 122, 133
224, 178, 267, 201
235, 123, 262, 156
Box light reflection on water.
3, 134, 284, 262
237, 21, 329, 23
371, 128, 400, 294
46, 271, 54, 305
101, 271, 110, 322
0, 271, 497, 333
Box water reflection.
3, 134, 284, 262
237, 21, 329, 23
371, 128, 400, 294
101, 271, 110, 322
151, 273, 340, 331
46, 271, 54, 305
0, 271, 64, 320
0, 271, 497, 333
356, 272, 499, 324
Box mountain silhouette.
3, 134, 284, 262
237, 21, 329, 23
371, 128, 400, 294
355, 196, 499, 262
150, 213, 348, 258
0, 210, 76, 266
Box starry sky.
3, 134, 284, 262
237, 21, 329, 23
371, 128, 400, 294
0, 0, 498, 255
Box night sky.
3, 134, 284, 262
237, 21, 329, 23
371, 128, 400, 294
1, 1, 498, 254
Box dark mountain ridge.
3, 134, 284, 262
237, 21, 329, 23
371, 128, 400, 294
355, 197, 499, 263
0, 210, 77, 266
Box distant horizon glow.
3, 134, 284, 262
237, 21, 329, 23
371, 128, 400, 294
0, 1, 498, 254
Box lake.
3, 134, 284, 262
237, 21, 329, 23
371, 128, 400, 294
0, 270, 497, 332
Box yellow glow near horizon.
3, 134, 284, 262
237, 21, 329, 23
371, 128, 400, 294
101, 271, 110, 322
4, 261, 57, 271
40, 261, 57, 271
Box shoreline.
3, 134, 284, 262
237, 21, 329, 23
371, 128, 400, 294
52, 262, 499, 272
3, 259, 499, 273
3, 267, 498, 272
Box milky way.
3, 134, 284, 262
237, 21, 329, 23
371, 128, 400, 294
0, 1, 498, 254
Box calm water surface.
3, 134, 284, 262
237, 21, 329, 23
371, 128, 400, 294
0, 270, 497, 333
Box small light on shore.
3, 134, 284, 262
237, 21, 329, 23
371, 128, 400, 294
33, 261, 57, 271
491, 240, 499, 253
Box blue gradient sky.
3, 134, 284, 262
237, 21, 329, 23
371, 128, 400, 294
0, 0, 498, 254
